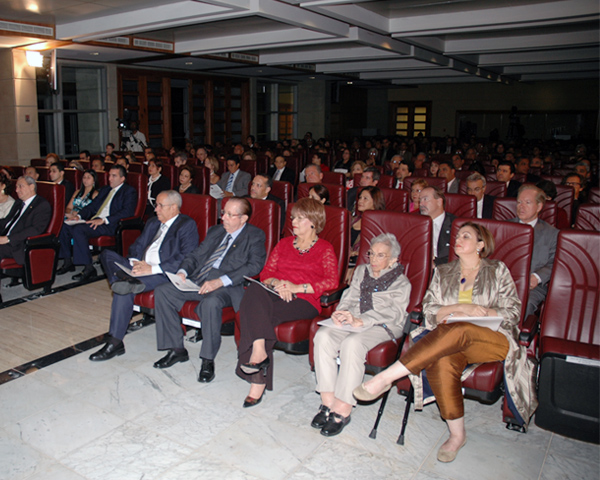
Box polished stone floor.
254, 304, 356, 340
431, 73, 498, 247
1, 324, 598, 480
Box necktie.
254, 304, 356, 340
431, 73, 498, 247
143, 223, 168, 263
4, 202, 24, 236
194, 234, 231, 284
92, 189, 116, 219
226, 173, 235, 192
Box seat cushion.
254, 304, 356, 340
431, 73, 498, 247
543, 336, 600, 361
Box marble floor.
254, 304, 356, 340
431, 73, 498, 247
1, 324, 598, 480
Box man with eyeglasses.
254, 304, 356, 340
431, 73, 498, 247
89, 191, 199, 362
562, 172, 587, 222
466, 172, 494, 219
152, 197, 267, 383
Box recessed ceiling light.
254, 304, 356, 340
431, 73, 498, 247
185, 62, 193, 65
27, 4, 39, 12
257, 69, 262, 73
90, 52, 99, 56
347, 81, 353, 85
309, 76, 315, 80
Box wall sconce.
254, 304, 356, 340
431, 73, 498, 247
26, 51, 44, 67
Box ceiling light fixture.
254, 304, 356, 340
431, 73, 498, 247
90, 52, 99, 56
26, 4, 39, 12
25, 51, 43, 67
309, 76, 315, 79
185, 61, 193, 65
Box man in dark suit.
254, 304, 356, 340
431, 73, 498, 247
88, 191, 199, 361
145, 158, 171, 218
0, 176, 51, 265
58, 164, 137, 281
379, 137, 396, 165
49, 162, 75, 207
250, 174, 285, 227
497, 160, 521, 198
217, 155, 251, 198
419, 186, 455, 266
466, 172, 495, 219
511, 185, 558, 317
347, 167, 380, 212
267, 155, 295, 184
153, 197, 267, 383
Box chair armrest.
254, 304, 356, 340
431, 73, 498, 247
24, 234, 57, 248
519, 313, 539, 346
409, 305, 423, 325
320, 283, 348, 307
118, 216, 144, 230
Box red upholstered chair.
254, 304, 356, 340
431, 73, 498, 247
271, 180, 293, 214
64, 168, 83, 191
534, 230, 600, 442
574, 203, 600, 232
256, 155, 269, 175
322, 172, 345, 186
554, 184, 574, 226
377, 175, 394, 189
445, 193, 476, 218
589, 187, 600, 204
0, 182, 65, 301
404, 177, 446, 192
455, 170, 474, 182
182, 197, 281, 338
259, 204, 349, 354
459, 180, 506, 198
88, 172, 147, 256
379, 187, 409, 213
161, 163, 178, 190
297, 183, 346, 208
493, 197, 558, 226
540, 174, 563, 186
414, 168, 428, 177
133, 194, 217, 323
192, 166, 210, 195
240, 159, 257, 178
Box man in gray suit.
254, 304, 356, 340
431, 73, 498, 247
217, 155, 251, 198
438, 160, 460, 193
153, 198, 266, 383
511, 185, 558, 317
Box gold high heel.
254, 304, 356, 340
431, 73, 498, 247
352, 382, 392, 402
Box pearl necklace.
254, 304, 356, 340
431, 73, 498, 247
294, 236, 318, 255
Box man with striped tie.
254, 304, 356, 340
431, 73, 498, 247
153, 197, 267, 383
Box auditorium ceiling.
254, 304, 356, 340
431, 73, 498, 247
0, 0, 598, 86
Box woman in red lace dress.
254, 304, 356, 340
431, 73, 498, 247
235, 198, 339, 408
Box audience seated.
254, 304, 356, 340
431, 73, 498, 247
178, 165, 200, 194
66, 169, 99, 215
439, 160, 459, 193
308, 184, 329, 205
393, 159, 413, 189
562, 172, 586, 223
49, 162, 75, 207
217, 156, 251, 198
347, 167, 380, 212
250, 174, 285, 226
419, 186, 455, 266
497, 161, 521, 198
146, 159, 171, 218
466, 172, 494, 219
268, 155, 296, 184
0, 173, 16, 220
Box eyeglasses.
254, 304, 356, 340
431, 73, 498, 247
467, 187, 483, 193
565, 182, 581, 187
366, 251, 390, 260
155, 203, 174, 208
221, 210, 243, 218
290, 215, 307, 222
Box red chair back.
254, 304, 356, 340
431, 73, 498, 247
36, 182, 66, 237
64, 168, 83, 191
379, 187, 409, 213
574, 204, 600, 232
126, 172, 148, 219
297, 183, 345, 208
240, 160, 257, 178
485, 181, 508, 198
191, 166, 210, 195
180, 194, 217, 242
223, 197, 280, 257
455, 170, 474, 182
590, 187, 600, 204
322, 172, 345, 186
555, 185, 574, 226
378, 174, 394, 189
161, 163, 178, 190
445, 193, 476, 218
541, 174, 563, 186
539, 230, 600, 353
283, 204, 349, 284
96, 171, 109, 188
493, 197, 558, 226
449, 218, 533, 324
358, 211, 432, 312
271, 180, 293, 213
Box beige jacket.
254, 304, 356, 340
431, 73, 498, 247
411, 258, 538, 426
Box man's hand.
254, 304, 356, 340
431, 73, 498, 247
177, 272, 187, 282
131, 260, 152, 276
86, 218, 105, 230
222, 191, 234, 198
529, 274, 539, 290
0, 236, 9, 245
199, 278, 224, 295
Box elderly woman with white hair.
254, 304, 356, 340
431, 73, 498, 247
311, 233, 412, 436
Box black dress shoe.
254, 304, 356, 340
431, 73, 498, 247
320, 412, 351, 437
243, 390, 265, 408
72, 267, 96, 282
198, 359, 215, 383
111, 277, 145, 295
57, 264, 75, 275
89, 342, 125, 361
311, 405, 330, 429
153, 349, 189, 369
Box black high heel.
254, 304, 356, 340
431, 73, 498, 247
240, 357, 270, 376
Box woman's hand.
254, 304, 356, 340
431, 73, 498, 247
438, 304, 491, 323
332, 310, 363, 327
274, 280, 298, 303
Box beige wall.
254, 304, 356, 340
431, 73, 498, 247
0, 50, 39, 166
384, 79, 599, 138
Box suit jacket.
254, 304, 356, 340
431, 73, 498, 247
434, 212, 456, 266
266, 193, 286, 227
60, 180, 75, 208
128, 214, 199, 274
179, 223, 266, 310
447, 178, 460, 194
218, 169, 251, 197
506, 180, 522, 198
268, 166, 295, 185
148, 175, 171, 207
347, 187, 358, 212
419, 258, 537, 425
482, 195, 495, 219
0, 195, 52, 264
78, 182, 137, 234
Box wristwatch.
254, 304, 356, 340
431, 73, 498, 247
303, 283, 308, 294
